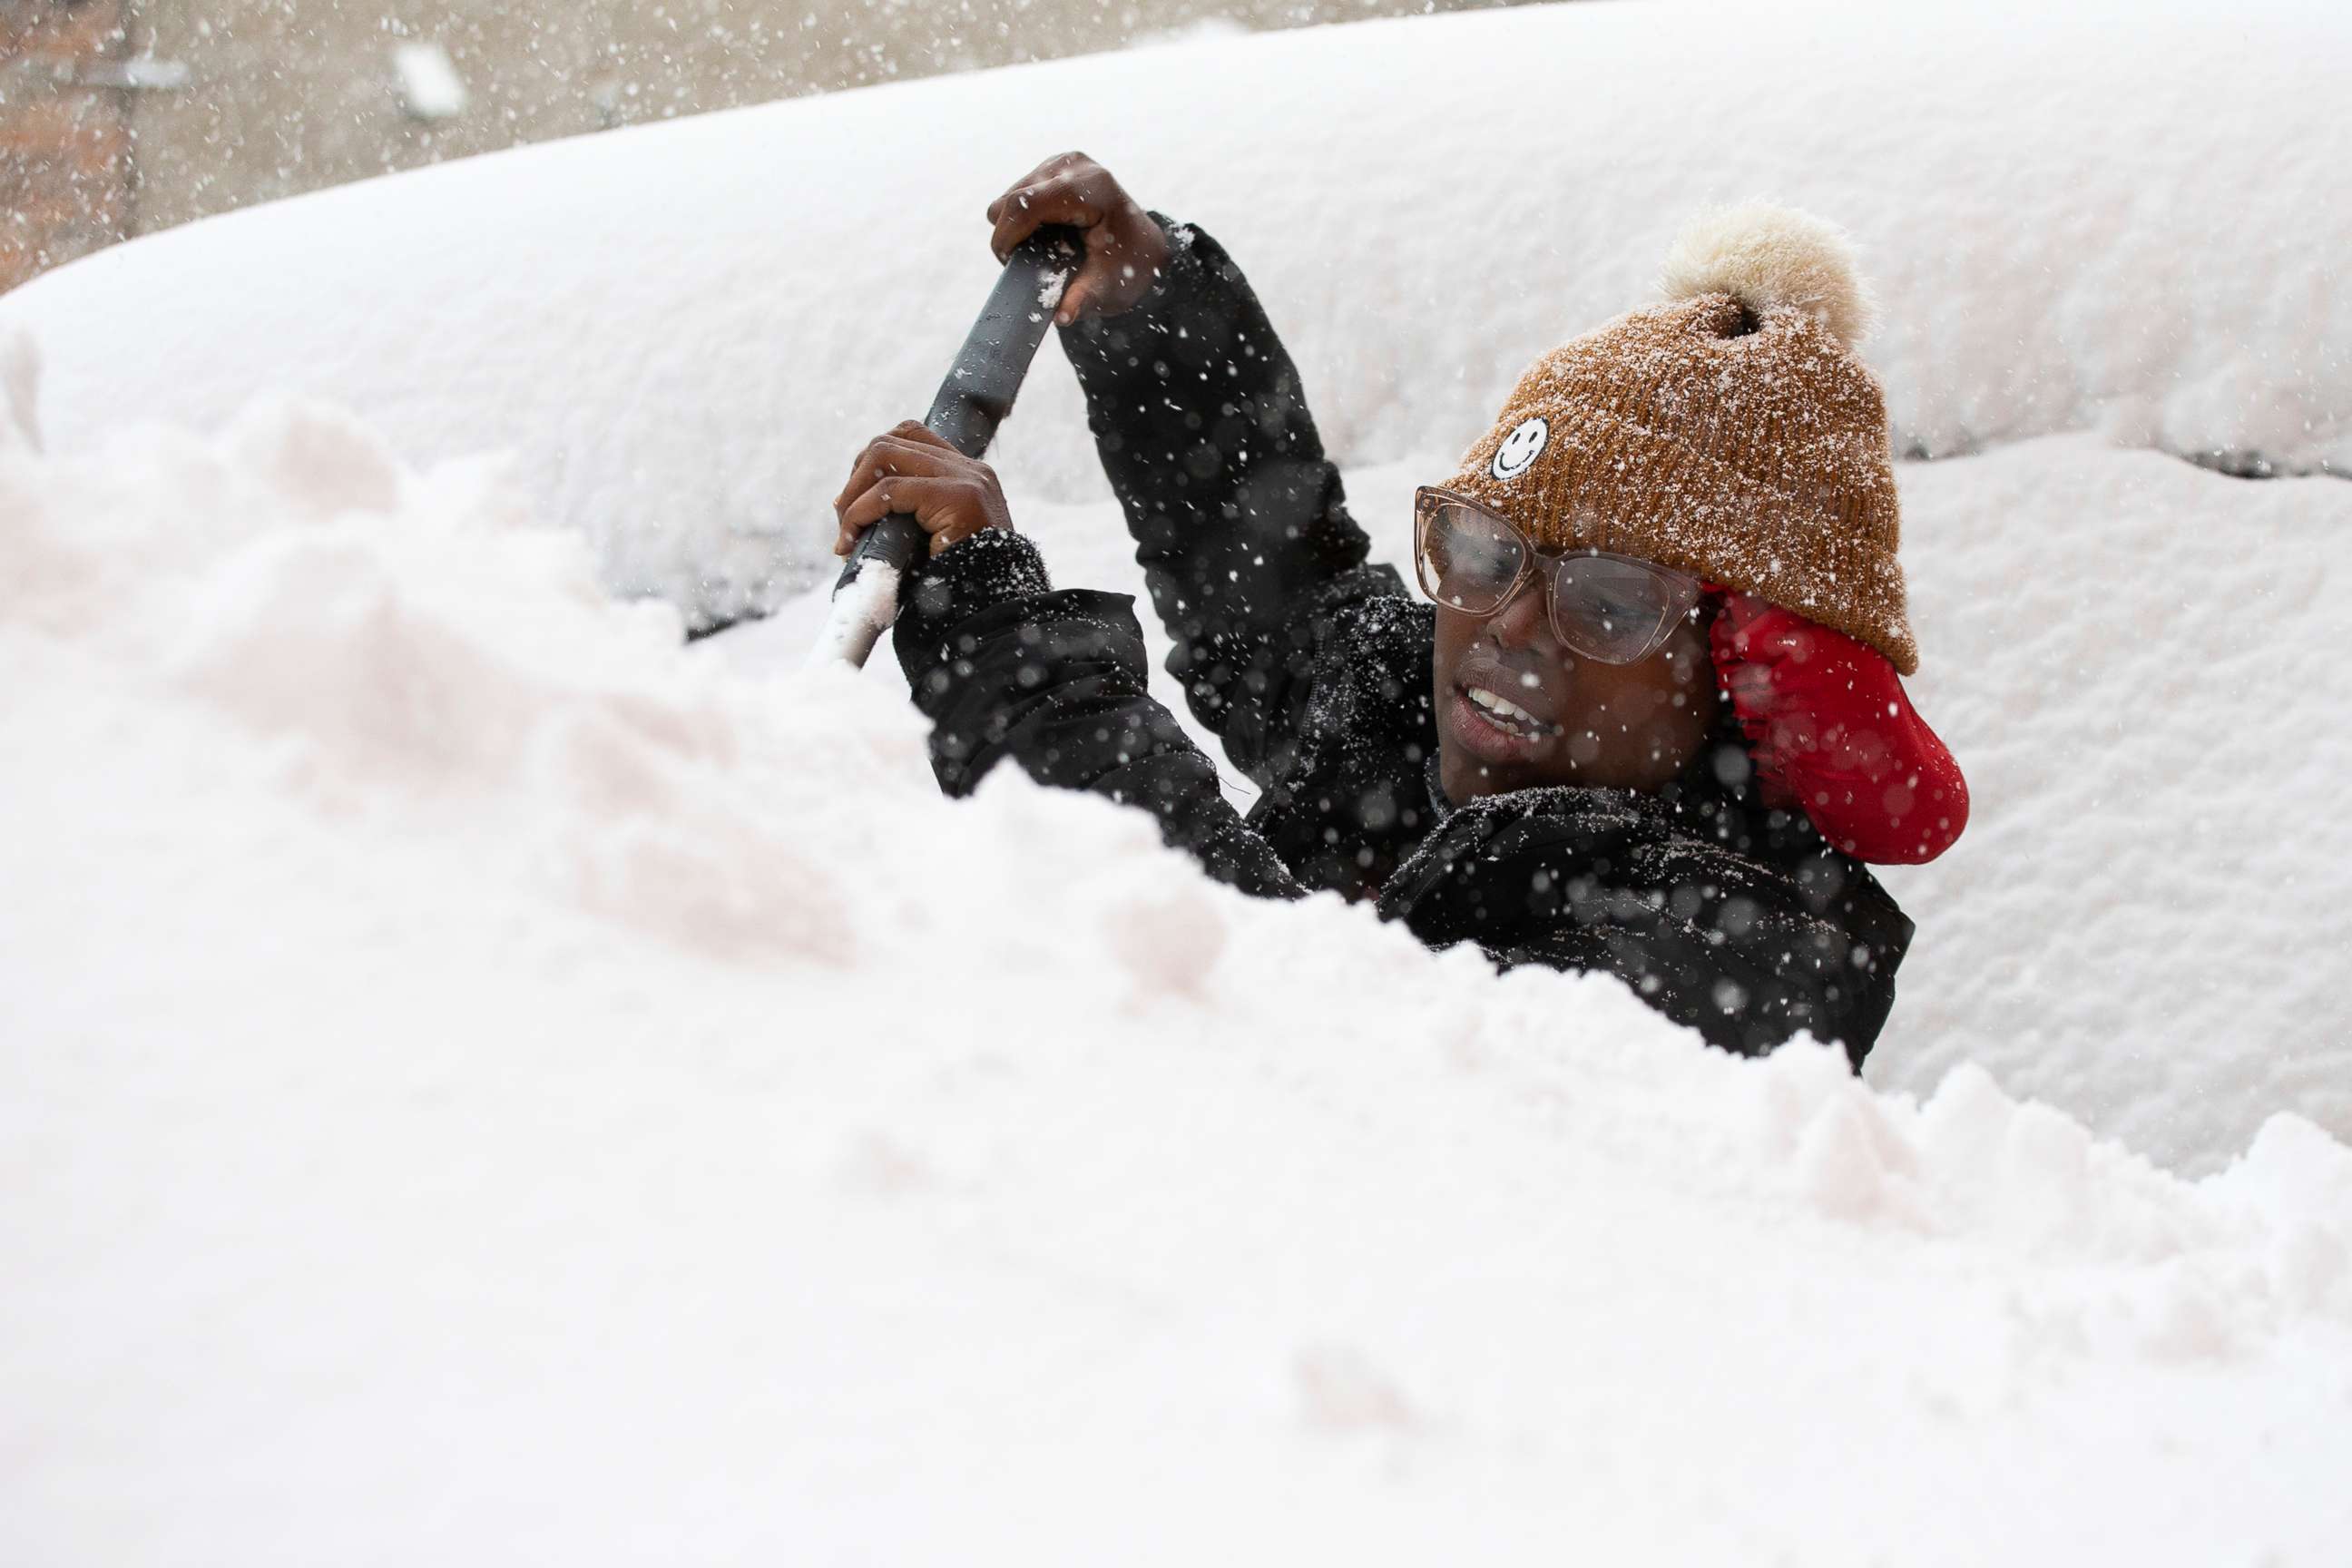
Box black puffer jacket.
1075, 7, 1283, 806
893, 213, 1912, 1065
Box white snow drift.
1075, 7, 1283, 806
5, 373, 2349, 1565
4, 0, 2351, 1557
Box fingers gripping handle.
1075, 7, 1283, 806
809, 224, 1083, 670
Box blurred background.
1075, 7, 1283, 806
2, 0, 1515, 292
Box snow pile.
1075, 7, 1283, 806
5, 368, 2351, 1563
1882, 438, 2352, 1167
5, 0, 2352, 1547
2, 0, 2345, 622
0, 0, 2342, 1167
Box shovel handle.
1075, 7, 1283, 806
809, 223, 1083, 669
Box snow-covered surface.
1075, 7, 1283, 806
3, 0, 2345, 623
1877, 438, 2350, 1164
6, 392, 2350, 1563
5, 0, 2352, 1553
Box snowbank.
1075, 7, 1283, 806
5, 0, 2351, 1549
13, 0, 2347, 1174
1, 0, 2346, 623
1873, 436, 2352, 1165
5, 374, 2351, 1564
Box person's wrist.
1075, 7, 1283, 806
1116, 205, 1173, 288
1063, 209, 1187, 326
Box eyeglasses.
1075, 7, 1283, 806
1412, 486, 1704, 665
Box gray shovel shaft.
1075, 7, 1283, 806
808, 225, 1083, 670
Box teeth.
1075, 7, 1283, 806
1466, 686, 1553, 734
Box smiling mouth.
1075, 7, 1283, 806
1460, 683, 1561, 739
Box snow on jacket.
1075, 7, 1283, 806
891, 214, 1913, 1065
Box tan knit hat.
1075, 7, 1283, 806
1443, 204, 1917, 673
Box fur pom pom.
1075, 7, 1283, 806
1659, 203, 1876, 348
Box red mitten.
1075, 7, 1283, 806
1708, 589, 1968, 865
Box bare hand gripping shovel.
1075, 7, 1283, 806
806, 224, 1084, 670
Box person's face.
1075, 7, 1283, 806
1431, 573, 1721, 802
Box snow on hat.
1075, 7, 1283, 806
1443, 203, 1916, 673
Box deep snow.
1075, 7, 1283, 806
5, 0, 2352, 1556
5, 388, 2349, 1563
7, 0, 2342, 1172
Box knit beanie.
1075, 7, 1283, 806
1442, 204, 1917, 674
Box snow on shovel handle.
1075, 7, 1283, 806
808, 223, 1085, 671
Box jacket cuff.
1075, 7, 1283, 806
896, 528, 1052, 643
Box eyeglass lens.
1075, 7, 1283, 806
1417, 498, 1691, 664
1550, 555, 1684, 663
1416, 501, 1525, 612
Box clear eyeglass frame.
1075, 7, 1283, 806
1412, 485, 1705, 666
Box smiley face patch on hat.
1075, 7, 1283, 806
1490, 416, 1548, 480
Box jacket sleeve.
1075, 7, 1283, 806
1054, 211, 1408, 789
1375, 789, 1913, 1067
890, 527, 1304, 901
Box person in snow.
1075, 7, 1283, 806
832, 152, 1967, 1066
